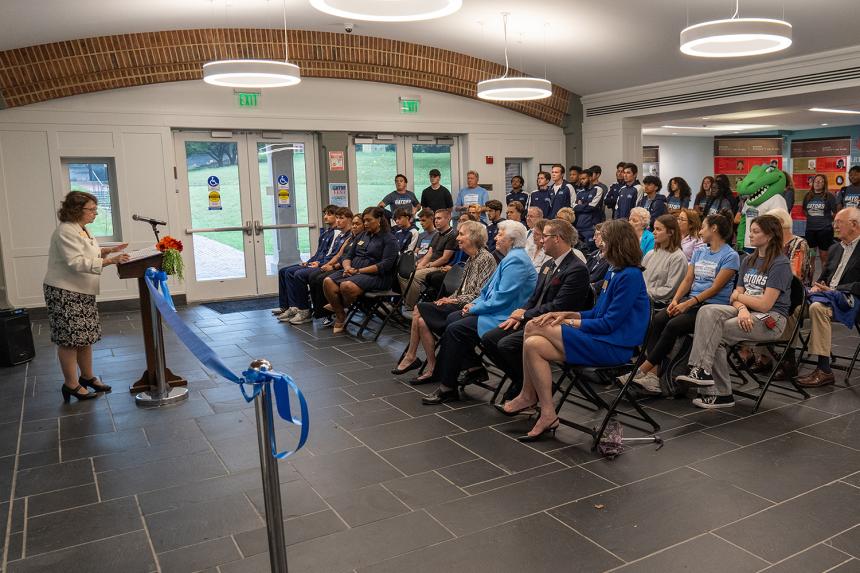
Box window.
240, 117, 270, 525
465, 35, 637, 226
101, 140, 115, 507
61, 158, 121, 240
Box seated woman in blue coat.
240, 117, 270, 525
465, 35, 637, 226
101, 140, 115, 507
497, 219, 650, 441
323, 207, 398, 334
421, 220, 538, 405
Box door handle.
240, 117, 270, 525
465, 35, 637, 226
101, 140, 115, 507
243, 220, 253, 236
254, 220, 263, 236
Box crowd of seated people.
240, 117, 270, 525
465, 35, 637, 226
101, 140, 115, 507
269, 162, 860, 439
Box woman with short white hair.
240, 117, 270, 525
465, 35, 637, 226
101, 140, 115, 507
629, 207, 654, 254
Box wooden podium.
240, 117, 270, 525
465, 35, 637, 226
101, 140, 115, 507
117, 253, 188, 394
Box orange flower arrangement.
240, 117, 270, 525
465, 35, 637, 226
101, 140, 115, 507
156, 235, 184, 280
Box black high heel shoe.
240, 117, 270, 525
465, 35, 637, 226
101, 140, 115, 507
62, 384, 98, 403
80, 376, 112, 393
391, 358, 423, 376
517, 418, 560, 442
494, 402, 538, 417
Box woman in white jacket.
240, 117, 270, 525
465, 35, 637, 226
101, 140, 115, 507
44, 191, 129, 402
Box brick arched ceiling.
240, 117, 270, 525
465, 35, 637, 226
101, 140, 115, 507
0, 29, 571, 126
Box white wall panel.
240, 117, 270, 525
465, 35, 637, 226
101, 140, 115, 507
56, 130, 114, 152
12, 256, 49, 306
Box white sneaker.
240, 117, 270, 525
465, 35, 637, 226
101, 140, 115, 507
617, 370, 644, 385
289, 309, 313, 325
633, 372, 661, 394
277, 307, 299, 321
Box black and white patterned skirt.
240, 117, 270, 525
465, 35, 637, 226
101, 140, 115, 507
43, 284, 102, 347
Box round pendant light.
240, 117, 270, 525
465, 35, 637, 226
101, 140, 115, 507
477, 77, 553, 101
476, 13, 552, 102
203, 0, 301, 89
203, 60, 302, 88
309, 0, 462, 22
680, 1, 791, 58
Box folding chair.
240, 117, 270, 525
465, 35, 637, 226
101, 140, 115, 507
344, 253, 413, 341
797, 309, 860, 385
726, 276, 810, 412
554, 301, 661, 451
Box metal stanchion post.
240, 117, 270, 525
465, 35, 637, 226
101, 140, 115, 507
135, 276, 189, 407
251, 359, 289, 573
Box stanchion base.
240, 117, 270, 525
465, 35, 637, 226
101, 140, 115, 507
135, 387, 189, 408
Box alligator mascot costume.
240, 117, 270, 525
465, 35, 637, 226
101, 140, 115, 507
736, 164, 788, 251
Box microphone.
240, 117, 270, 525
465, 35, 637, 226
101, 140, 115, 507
132, 214, 167, 226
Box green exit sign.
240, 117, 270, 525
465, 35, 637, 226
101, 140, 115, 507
237, 92, 259, 107
400, 98, 420, 114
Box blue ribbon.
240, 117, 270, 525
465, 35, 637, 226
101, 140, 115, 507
143, 268, 308, 458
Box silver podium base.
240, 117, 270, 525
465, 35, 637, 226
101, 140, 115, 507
135, 386, 189, 408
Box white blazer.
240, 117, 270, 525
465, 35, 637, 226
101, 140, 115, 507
43, 222, 104, 295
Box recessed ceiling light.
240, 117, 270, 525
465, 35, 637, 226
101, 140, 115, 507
809, 107, 860, 115
660, 124, 771, 131
672, 133, 679, 135
309, 0, 462, 22
821, 123, 829, 126
702, 116, 710, 120
733, 131, 741, 134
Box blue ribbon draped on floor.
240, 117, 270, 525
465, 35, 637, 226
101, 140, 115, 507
144, 268, 308, 459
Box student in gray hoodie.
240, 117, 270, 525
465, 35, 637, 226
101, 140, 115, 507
642, 214, 688, 307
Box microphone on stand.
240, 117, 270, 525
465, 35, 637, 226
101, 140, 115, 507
132, 214, 167, 241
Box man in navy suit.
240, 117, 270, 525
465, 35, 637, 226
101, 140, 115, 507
481, 219, 593, 399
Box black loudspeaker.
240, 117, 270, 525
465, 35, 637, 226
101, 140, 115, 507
0, 309, 35, 366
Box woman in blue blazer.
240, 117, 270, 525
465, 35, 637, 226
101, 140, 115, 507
421, 220, 537, 405
498, 219, 650, 440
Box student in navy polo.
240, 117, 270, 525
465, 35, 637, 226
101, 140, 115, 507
803, 174, 838, 270
392, 207, 419, 253
484, 200, 504, 252
547, 164, 573, 219
589, 164, 608, 196
603, 161, 627, 219
838, 166, 860, 210
528, 171, 553, 217
607, 163, 642, 220
379, 174, 419, 216
574, 168, 605, 244
413, 208, 436, 258
637, 175, 668, 229
506, 175, 529, 206
568, 165, 583, 191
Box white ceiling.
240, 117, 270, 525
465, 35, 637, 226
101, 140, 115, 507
1, 0, 859, 95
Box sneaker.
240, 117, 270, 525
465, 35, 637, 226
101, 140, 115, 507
271, 307, 285, 315
692, 394, 735, 409
675, 367, 715, 387
321, 317, 335, 327
277, 307, 299, 321
289, 309, 313, 325
617, 370, 643, 386
632, 372, 661, 394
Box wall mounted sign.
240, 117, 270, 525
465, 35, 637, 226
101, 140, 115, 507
328, 150, 345, 171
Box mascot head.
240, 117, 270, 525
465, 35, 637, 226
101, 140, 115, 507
736, 164, 786, 207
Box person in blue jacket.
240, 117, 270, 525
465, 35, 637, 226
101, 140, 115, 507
637, 175, 667, 229
497, 219, 649, 441
422, 220, 538, 405
547, 164, 574, 219
607, 163, 642, 220
574, 167, 605, 244
529, 171, 553, 217
506, 175, 529, 206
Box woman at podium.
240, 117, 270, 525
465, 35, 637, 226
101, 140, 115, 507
43, 191, 130, 402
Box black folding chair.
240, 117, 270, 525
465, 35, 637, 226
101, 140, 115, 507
553, 301, 661, 451
726, 276, 810, 412
344, 253, 414, 340
797, 308, 860, 385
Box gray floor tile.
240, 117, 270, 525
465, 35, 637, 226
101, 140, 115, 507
145, 494, 263, 553
436, 458, 507, 487
377, 437, 477, 475
358, 512, 621, 573
802, 387, 860, 415
428, 467, 614, 536
136, 470, 264, 515
286, 510, 452, 573
157, 536, 242, 573
218, 552, 270, 573
27, 483, 100, 517
437, 403, 510, 431
325, 483, 410, 526
18, 428, 58, 455
716, 482, 860, 562
58, 411, 116, 440
97, 450, 226, 499
15, 458, 93, 498
8, 530, 156, 573
245, 478, 328, 519
26, 497, 143, 556
352, 415, 461, 450
693, 432, 860, 502
341, 379, 416, 401
828, 559, 860, 572
92, 436, 212, 472
291, 446, 403, 497
703, 404, 834, 446
830, 525, 860, 558
449, 427, 557, 473
612, 534, 768, 572
758, 543, 855, 573
233, 509, 348, 557
550, 467, 772, 561
60, 428, 148, 461
462, 461, 569, 494
800, 411, 860, 450
382, 471, 466, 509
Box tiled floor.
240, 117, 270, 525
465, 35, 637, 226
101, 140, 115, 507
1, 304, 859, 573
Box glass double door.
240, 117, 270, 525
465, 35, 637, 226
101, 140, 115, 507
175, 132, 319, 302
349, 136, 460, 209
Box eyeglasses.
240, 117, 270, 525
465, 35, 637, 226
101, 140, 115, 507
542, 234, 559, 239
83, 207, 99, 212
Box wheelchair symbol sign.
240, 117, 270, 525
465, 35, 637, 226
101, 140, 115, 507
277, 175, 289, 186
207, 176, 220, 187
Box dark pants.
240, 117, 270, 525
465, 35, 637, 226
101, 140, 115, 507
278, 264, 303, 309
481, 326, 524, 396
284, 265, 317, 310
309, 268, 338, 318
645, 306, 701, 365
436, 312, 482, 389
